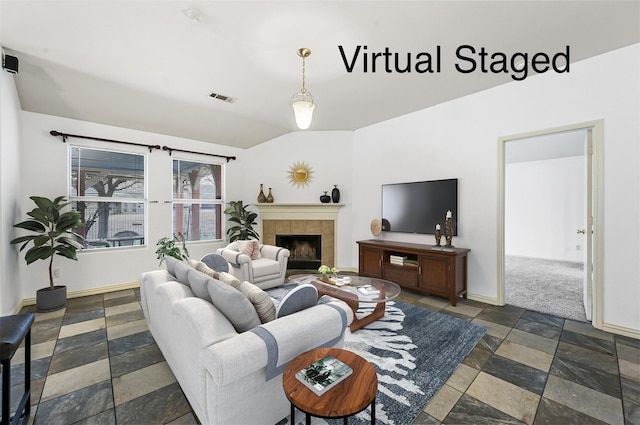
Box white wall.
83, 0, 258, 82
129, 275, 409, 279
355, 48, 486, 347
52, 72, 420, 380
11, 112, 244, 309
2, 44, 638, 333
0, 55, 23, 314
506, 156, 585, 262
344, 44, 639, 332
240, 131, 355, 269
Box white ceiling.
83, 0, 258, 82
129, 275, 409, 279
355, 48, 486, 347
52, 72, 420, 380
1, 1, 638, 149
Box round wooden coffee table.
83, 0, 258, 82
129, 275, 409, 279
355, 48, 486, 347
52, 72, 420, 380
283, 347, 377, 424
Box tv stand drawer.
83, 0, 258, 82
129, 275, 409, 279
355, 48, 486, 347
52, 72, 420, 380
383, 266, 418, 287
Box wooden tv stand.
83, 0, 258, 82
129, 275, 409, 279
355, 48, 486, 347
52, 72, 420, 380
357, 240, 470, 306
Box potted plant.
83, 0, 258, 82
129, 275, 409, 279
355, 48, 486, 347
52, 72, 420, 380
155, 232, 190, 265
10, 196, 84, 311
223, 200, 260, 242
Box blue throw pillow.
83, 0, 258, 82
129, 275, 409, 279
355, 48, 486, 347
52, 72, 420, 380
273, 283, 318, 318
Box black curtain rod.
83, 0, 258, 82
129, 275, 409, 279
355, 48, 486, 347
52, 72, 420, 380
162, 146, 236, 162
50, 130, 237, 162
50, 130, 161, 152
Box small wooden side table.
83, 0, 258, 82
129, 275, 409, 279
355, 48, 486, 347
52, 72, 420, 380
283, 347, 377, 425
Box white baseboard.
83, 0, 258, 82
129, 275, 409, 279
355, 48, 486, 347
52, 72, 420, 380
467, 293, 500, 306
601, 322, 640, 340
12, 281, 140, 314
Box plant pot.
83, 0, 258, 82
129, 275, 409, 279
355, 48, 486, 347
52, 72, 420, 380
36, 285, 67, 312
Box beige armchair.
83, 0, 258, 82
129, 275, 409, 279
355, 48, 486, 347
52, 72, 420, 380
216, 241, 290, 289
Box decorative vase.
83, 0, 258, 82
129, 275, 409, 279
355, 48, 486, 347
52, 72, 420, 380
257, 184, 267, 203
331, 185, 341, 203
36, 285, 67, 312
320, 191, 331, 203
266, 188, 274, 203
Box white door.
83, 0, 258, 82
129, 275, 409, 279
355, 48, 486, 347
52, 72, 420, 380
582, 130, 594, 321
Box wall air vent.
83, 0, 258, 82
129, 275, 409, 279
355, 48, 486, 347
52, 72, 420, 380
209, 92, 236, 103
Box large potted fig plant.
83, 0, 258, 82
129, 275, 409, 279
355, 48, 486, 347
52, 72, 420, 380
224, 200, 260, 241
11, 196, 84, 311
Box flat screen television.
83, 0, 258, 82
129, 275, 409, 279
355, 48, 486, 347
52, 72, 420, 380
381, 179, 458, 235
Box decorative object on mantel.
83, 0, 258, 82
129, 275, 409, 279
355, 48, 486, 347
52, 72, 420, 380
444, 210, 454, 248
287, 160, 314, 188
435, 224, 442, 246
257, 184, 267, 203
320, 191, 331, 203
370, 219, 382, 238
331, 185, 341, 203
266, 188, 274, 203
290, 48, 315, 130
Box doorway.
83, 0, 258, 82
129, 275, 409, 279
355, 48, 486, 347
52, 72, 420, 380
497, 121, 604, 328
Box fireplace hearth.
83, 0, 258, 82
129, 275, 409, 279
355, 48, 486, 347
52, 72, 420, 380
276, 234, 321, 269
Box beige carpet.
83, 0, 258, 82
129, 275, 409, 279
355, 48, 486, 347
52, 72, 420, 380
505, 255, 587, 322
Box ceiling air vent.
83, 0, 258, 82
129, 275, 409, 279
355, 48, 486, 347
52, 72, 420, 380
209, 92, 236, 103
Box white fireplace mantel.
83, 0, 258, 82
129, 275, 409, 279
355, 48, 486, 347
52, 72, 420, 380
255, 203, 344, 220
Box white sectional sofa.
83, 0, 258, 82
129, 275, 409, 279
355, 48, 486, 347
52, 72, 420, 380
139, 258, 353, 425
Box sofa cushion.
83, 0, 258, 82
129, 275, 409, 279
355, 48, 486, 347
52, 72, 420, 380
217, 271, 241, 287
251, 258, 281, 278
237, 281, 276, 323
194, 260, 219, 280
275, 283, 318, 318
200, 253, 230, 273
164, 256, 179, 277
236, 240, 262, 260
207, 276, 261, 333
210, 272, 275, 323
187, 269, 214, 301
174, 261, 192, 286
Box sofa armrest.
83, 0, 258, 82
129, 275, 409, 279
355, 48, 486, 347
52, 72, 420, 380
200, 300, 353, 386
259, 245, 290, 262
216, 248, 251, 267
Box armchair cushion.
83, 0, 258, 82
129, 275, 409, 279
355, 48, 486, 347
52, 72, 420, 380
236, 240, 262, 260
250, 258, 282, 277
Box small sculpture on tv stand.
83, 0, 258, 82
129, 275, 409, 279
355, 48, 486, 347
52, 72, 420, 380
435, 224, 442, 247
444, 211, 454, 248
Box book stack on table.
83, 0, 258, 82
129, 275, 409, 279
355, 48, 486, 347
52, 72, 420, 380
295, 355, 353, 396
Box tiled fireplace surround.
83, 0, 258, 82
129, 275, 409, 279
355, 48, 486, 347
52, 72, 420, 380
256, 204, 342, 269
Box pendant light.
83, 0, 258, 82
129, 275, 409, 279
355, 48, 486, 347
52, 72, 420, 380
290, 48, 315, 130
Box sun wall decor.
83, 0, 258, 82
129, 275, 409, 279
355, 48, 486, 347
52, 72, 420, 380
287, 160, 314, 188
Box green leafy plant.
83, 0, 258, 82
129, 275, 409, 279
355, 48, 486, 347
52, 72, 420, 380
155, 232, 190, 265
10, 196, 84, 288
224, 200, 260, 242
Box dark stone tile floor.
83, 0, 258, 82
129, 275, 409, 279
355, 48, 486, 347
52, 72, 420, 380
0, 286, 637, 425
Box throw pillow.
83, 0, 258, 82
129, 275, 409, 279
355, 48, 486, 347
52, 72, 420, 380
236, 240, 262, 260
187, 269, 213, 302
164, 256, 179, 277
194, 261, 220, 280
207, 276, 261, 332
237, 281, 276, 323
200, 253, 230, 273
275, 283, 318, 318
217, 272, 242, 288
174, 261, 192, 287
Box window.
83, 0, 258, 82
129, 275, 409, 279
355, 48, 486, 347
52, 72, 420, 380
173, 160, 223, 241
70, 146, 146, 249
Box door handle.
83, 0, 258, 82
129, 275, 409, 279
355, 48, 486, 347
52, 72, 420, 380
577, 229, 586, 234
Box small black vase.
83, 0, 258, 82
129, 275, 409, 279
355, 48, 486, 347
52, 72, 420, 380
320, 191, 331, 203
331, 184, 341, 203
